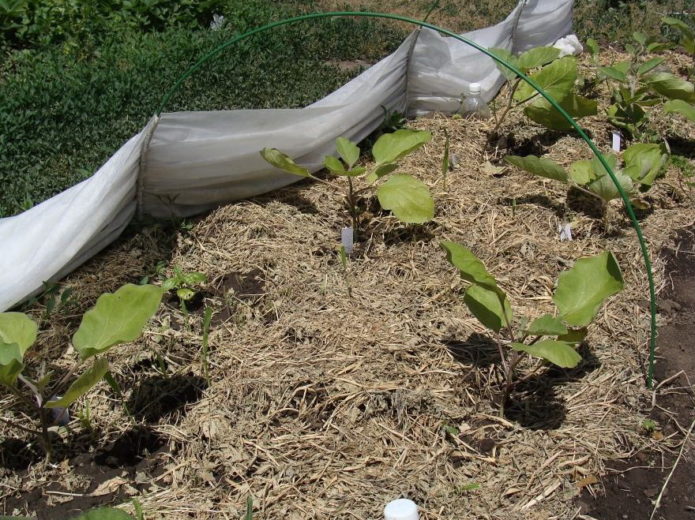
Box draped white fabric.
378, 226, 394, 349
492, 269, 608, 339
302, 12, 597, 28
0, 0, 573, 311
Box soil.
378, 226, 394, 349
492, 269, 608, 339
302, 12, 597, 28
578, 226, 695, 519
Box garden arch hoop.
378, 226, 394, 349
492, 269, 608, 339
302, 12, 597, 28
157, 11, 659, 388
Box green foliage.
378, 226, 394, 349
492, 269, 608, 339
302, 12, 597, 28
73, 284, 164, 360
553, 252, 625, 327
442, 242, 624, 407
598, 30, 695, 138
663, 15, 695, 78
506, 142, 669, 216
261, 129, 434, 231
0, 284, 162, 456
490, 46, 596, 132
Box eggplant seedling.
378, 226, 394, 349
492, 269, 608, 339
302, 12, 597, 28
261, 129, 434, 234
0, 284, 163, 457
489, 45, 597, 133
442, 242, 624, 411
506, 142, 669, 225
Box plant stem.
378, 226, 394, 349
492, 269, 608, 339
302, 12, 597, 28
38, 406, 53, 460
492, 79, 521, 135
347, 177, 358, 232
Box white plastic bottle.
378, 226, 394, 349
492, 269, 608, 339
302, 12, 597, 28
384, 499, 419, 520
460, 82, 491, 119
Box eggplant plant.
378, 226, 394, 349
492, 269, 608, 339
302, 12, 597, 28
506, 142, 669, 223
442, 242, 624, 410
260, 129, 434, 232
663, 15, 695, 79
162, 266, 207, 314
0, 284, 163, 457
489, 46, 597, 133
599, 31, 694, 138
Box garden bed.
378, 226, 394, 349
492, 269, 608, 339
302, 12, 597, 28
2, 47, 695, 519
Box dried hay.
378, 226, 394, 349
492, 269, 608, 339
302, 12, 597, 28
2, 49, 695, 519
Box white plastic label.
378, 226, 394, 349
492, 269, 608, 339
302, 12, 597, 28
612, 132, 621, 152
341, 227, 354, 254
558, 223, 573, 242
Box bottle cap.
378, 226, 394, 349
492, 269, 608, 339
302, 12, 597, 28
384, 499, 419, 520
469, 82, 482, 95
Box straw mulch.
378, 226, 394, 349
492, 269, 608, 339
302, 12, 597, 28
2, 50, 695, 519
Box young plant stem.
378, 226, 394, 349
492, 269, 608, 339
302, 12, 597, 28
492, 79, 522, 135
347, 176, 359, 232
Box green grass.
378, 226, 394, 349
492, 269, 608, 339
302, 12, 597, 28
0, 1, 405, 217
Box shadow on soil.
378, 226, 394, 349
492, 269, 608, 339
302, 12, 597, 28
127, 373, 207, 423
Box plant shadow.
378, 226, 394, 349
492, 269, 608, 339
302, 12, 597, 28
127, 373, 207, 423
499, 194, 567, 218
444, 332, 501, 368
504, 344, 601, 430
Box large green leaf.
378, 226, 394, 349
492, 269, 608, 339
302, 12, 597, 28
260, 148, 310, 177
517, 46, 561, 71
336, 137, 360, 169
0, 341, 24, 386
511, 340, 581, 368
623, 143, 668, 186
73, 284, 164, 360
557, 327, 588, 344
526, 314, 568, 336
376, 174, 434, 223
464, 284, 513, 333
514, 57, 577, 102
372, 130, 431, 165
664, 99, 695, 123
440, 241, 498, 289
45, 358, 109, 408
637, 57, 664, 76
586, 168, 634, 202
647, 72, 695, 102
505, 155, 568, 182
599, 62, 630, 82
569, 160, 595, 185
663, 16, 695, 41
72, 508, 135, 520
523, 93, 597, 130
489, 47, 518, 81
0, 312, 37, 355
553, 252, 624, 327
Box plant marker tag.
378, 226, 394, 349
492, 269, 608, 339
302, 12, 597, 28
558, 223, 573, 242
611, 132, 621, 152
341, 227, 354, 255
384, 499, 419, 520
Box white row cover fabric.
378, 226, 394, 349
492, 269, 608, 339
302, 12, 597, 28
0, 0, 574, 312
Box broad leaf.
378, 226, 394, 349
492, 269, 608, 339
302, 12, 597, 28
373, 163, 398, 179
181, 272, 206, 286
664, 99, 695, 123
73, 284, 164, 360
376, 174, 434, 223
489, 47, 518, 81
505, 155, 568, 182
464, 284, 513, 333
0, 342, 24, 386
586, 38, 599, 57
526, 314, 568, 336
260, 148, 310, 177
324, 155, 346, 174
553, 252, 624, 327
511, 340, 581, 368
515, 57, 577, 102
663, 16, 695, 41
623, 143, 668, 186
569, 160, 595, 185
517, 46, 561, 71
637, 57, 664, 76
372, 129, 431, 165
0, 312, 37, 355
440, 241, 498, 289
73, 508, 135, 520
557, 327, 588, 344
599, 62, 630, 82
176, 288, 195, 301
524, 93, 597, 130
647, 72, 695, 102
45, 358, 109, 409
336, 137, 360, 169
586, 168, 634, 202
